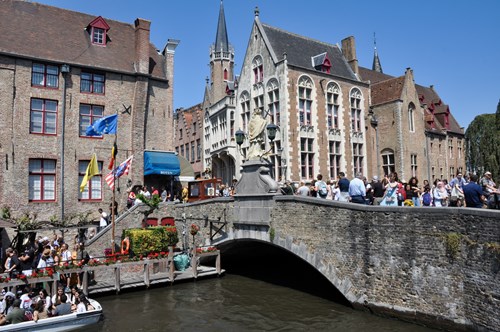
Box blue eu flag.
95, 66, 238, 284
85, 114, 118, 136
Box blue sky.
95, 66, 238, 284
35, 0, 500, 130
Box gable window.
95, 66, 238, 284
79, 160, 102, 201
329, 140, 341, 179
240, 92, 251, 131
381, 149, 395, 177
411, 154, 417, 177
408, 103, 415, 132
298, 76, 313, 126
350, 88, 362, 132
179, 128, 183, 140
352, 143, 363, 175
79, 104, 104, 137
300, 138, 314, 179
81, 72, 105, 94
252, 56, 263, 84
92, 27, 105, 45
267, 80, 280, 126
327, 83, 340, 129
30, 98, 57, 135
32, 63, 59, 88
29, 159, 56, 201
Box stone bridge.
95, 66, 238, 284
88, 195, 499, 332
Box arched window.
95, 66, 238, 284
381, 149, 395, 177
350, 88, 362, 132
408, 102, 415, 132
267, 79, 280, 125
298, 76, 313, 126
224, 68, 228, 80
252, 56, 263, 84
326, 82, 340, 129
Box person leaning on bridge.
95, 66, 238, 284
349, 172, 367, 204
463, 174, 485, 208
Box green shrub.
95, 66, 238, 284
123, 226, 178, 255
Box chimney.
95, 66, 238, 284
341, 36, 359, 75
134, 18, 151, 74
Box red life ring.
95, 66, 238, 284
121, 237, 130, 254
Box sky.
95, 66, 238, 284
34, 0, 500, 130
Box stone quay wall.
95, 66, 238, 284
86, 196, 499, 331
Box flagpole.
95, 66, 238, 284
111, 123, 117, 255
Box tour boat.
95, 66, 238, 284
0, 299, 102, 332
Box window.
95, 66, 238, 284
270, 141, 282, 181
350, 88, 362, 132
329, 140, 341, 179
381, 149, 395, 177
192, 122, 196, 135
92, 27, 105, 45
298, 76, 313, 126
327, 83, 340, 129
457, 140, 462, 159
180, 145, 184, 157
300, 138, 314, 179
196, 139, 201, 161
185, 144, 189, 161
224, 68, 228, 80
440, 168, 443, 180
29, 159, 56, 201
252, 56, 263, 84
411, 154, 417, 177
267, 80, 280, 125
81, 72, 105, 94
240, 92, 251, 131
179, 129, 183, 140
79, 160, 102, 200
79, 104, 104, 137
175, 146, 179, 155
431, 166, 435, 180
448, 139, 453, 158
408, 103, 415, 132
254, 94, 264, 113
352, 143, 363, 175
30, 98, 57, 135
191, 142, 195, 162
450, 167, 455, 178
31, 63, 59, 88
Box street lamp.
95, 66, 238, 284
235, 129, 245, 146
266, 123, 278, 142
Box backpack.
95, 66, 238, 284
318, 181, 328, 196
422, 192, 432, 206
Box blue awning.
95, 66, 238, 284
144, 151, 180, 176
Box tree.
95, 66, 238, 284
465, 113, 500, 181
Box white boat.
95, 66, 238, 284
0, 299, 102, 332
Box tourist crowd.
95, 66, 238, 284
0, 284, 94, 325
282, 171, 500, 209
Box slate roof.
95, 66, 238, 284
214, 0, 229, 53
358, 66, 393, 83
261, 24, 358, 81
371, 76, 405, 106
0, 0, 167, 79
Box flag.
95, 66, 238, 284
79, 153, 99, 192
85, 114, 118, 136
105, 155, 133, 190
108, 142, 117, 170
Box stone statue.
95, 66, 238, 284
247, 108, 267, 160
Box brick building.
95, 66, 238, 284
173, 104, 203, 178
0, 0, 178, 221
234, 9, 369, 182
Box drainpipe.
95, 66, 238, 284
60, 64, 70, 222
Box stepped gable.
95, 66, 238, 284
370, 76, 405, 106
0, 0, 166, 79
261, 24, 358, 81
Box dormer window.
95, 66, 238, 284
88, 16, 110, 46
312, 52, 331, 74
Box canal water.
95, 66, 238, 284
86, 273, 435, 332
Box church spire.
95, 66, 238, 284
372, 32, 383, 73
215, 0, 229, 52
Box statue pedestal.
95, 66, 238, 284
233, 160, 280, 225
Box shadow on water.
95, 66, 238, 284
213, 239, 351, 307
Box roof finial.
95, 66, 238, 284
254, 6, 260, 17
372, 32, 383, 73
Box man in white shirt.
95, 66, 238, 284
98, 208, 108, 233
349, 172, 367, 204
